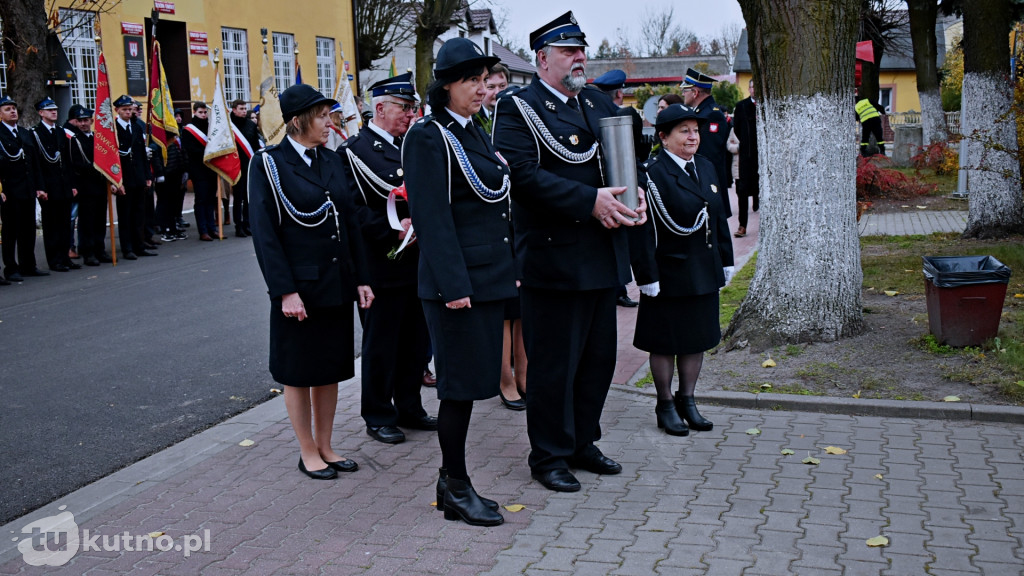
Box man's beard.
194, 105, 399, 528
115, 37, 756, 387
560, 65, 587, 92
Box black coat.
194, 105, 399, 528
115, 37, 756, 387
30, 122, 75, 199
492, 77, 633, 291
632, 153, 734, 297
231, 114, 260, 188
180, 119, 217, 184
63, 123, 107, 198
248, 141, 370, 307
693, 94, 733, 215
403, 108, 517, 303
116, 119, 152, 189
732, 97, 758, 182
338, 125, 419, 289
0, 124, 37, 200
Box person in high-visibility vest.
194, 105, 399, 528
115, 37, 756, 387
855, 97, 886, 157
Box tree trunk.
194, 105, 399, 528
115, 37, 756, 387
907, 0, 946, 143
413, 31, 435, 104
961, 0, 1024, 238
0, 0, 51, 127
728, 0, 864, 349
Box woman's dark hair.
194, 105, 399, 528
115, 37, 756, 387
659, 93, 684, 107
427, 65, 489, 110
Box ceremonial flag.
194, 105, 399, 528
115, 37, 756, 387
389, 55, 396, 77
259, 49, 286, 145
295, 52, 303, 85
334, 51, 362, 138
147, 40, 178, 162
203, 70, 241, 185
92, 51, 123, 187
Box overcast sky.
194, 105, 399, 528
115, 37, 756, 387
489, 0, 746, 53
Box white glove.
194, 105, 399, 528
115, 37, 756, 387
638, 282, 660, 297
723, 266, 735, 285
145, 147, 154, 160
155, 176, 166, 183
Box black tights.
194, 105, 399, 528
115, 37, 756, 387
650, 353, 704, 401
438, 399, 473, 481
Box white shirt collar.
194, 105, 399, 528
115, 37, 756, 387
41, 120, 56, 131
538, 77, 575, 105
286, 135, 316, 166
3, 122, 17, 135
117, 117, 131, 130
367, 120, 400, 148
445, 107, 472, 129
664, 149, 696, 172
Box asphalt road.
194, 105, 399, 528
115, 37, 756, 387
0, 233, 361, 525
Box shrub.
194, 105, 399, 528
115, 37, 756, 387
856, 155, 937, 201
911, 141, 959, 175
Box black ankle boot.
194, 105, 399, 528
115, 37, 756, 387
436, 468, 499, 512
443, 477, 504, 526
676, 394, 713, 431
656, 399, 689, 436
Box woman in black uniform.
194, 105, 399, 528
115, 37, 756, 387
249, 84, 374, 479
632, 104, 734, 437
403, 38, 517, 526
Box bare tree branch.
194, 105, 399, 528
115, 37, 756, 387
356, 0, 416, 71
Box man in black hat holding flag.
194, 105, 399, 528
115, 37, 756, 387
64, 104, 111, 266
492, 11, 646, 493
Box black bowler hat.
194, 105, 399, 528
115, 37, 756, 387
591, 69, 626, 91
682, 68, 717, 90
68, 104, 94, 119
279, 84, 337, 123
434, 38, 499, 81
654, 104, 706, 132
369, 72, 417, 101
0, 95, 16, 108
113, 94, 134, 108
529, 11, 588, 52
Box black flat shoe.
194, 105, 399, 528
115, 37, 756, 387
675, 393, 713, 431
656, 399, 689, 436
436, 468, 498, 512
25, 269, 50, 276
325, 458, 358, 473
397, 414, 438, 431
366, 425, 406, 444
298, 457, 337, 480
84, 257, 101, 266
532, 469, 581, 492
122, 252, 138, 260
499, 390, 526, 411
616, 295, 639, 308
569, 449, 622, 475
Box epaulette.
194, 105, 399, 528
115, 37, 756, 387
415, 114, 435, 125
339, 134, 357, 149
262, 143, 279, 152
581, 84, 602, 92
496, 85, 526, 100
643, 156, 659, 170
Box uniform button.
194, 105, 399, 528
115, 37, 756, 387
501, 213, 507, 219
547, 237, 552, 242
496, 165, 502, 170
331, 235, 338, 240
503, 237, 509, 244
332, 257, 338, 263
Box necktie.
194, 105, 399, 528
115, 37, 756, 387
393, 135, 403, 149
465, 123, 483, 145
566, 97, 581, 113
305, 148, 320, 177
684, 161, 699, 184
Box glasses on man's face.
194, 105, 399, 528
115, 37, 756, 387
386, 100, 416, 113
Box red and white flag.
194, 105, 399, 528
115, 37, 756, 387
92, 51, 123, 187
203, 69, 241, 185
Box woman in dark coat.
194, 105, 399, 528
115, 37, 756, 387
632, 104, 734, 437
403, 38, 517, 527
249, 84, 374, 480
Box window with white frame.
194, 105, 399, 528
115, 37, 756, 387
58, 9, 98, 109
0, 17, 8, 97
221, 27, 250, 102
272, 32, 295, 93
316, 37, 335, 97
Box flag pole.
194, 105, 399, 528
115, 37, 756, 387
213, 48, 224, 239
95, 17, 117, 266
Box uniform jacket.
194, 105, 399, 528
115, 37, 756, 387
693, 94, 733, 213
492, 76, 634, 291
30, 121, 75, 200
0, 123, 38, 200
403, 108, 517, 303
63, 122, 106, 198
338, 124, 419, 288
248, 141, 370, 308
632, 153, 734, 297
732, 96, 758, 182
180, 118, 217, 184
116, 118, 152, 189
231, 114, 260, 186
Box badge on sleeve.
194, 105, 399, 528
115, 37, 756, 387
711, 184, 718, 193
709, 123, 719, 133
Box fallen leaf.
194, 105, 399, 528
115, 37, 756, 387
746, 428, 761, 435
760, 383, 772, 390
238, 439, 255, 447
852, 390, 862, 399
943, 395, 960, 402
431, 501, 438, 507
866, 535, 889, 547
1015, 294, 1024, 298
901, 205, 910, 208
762, 358, 776, 368
916, 205, 927, 209
504, 504, 526, 512
824, 446, 848, 455
884, 290, 899, 296
874, 474, 884, 480
802, 455, 820, 465
780, 449, 795, 455
148, 531, 164, 538
903, 269, 914, 273
270, 388, 283, 394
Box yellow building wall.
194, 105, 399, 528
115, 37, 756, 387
734, 70, 922, 113
61, 0, 355, 105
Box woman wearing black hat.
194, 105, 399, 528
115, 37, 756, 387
403, 37, 517, 526
248, 84, 375, 480
632, 104, 734, 437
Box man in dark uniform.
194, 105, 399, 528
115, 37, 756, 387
682, 68, 732, 217
0, 95, 48, 282
64, 104, 110, 266
30, 98, 79, 272
113, 94, 155, 259
339, 72, 436, 445
229, 99, 259, 237
493, 11, 647, 492
732, 79, 759, 237
181, 101, 219, 241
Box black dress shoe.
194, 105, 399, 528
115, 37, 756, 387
397, 414, 438, 431
616, 295, 639, 308
499, 390, 526, 411
298, 457, 337, 480
65, 261, 82, 270
325, 458, 358, 473
436, 468, 499, 513
84, 257, 101, 266
443, 477, 504, 526
122, 252, 138, 260
7, 272, 24, 282
50, 263, 70, 272
143, 243, 159, 250
570, 449, 623, 475
366, 425, 406, 444
137, 250, 158, 257
533, 469, 581, 492
97, 254, 113, 263
675, 393, 713, 431
25, 268, 50, 276
656, 399, 689, 436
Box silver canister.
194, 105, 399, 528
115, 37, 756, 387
599, 115, 639, 220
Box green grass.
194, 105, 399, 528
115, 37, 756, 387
893, 167, 958, 196
634, 370, 653, 388
720, 253, 756, 329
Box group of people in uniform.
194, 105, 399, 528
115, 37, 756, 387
246, 10, 736, 529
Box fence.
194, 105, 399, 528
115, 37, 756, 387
886, 110, 961, 136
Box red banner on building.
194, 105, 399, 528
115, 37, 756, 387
188, 31, 208, 43
93, 52, 123, 187
121, 22, 144, 35
154, 1, 175, 14
189, 44, 209, 55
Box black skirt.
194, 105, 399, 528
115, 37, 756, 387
503, 294, 521, 320
269, 301, 355, 387
422, 299, 504, 401
633, 291, 721, 355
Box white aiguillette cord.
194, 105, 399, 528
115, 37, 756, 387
386, 184, 416, 255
